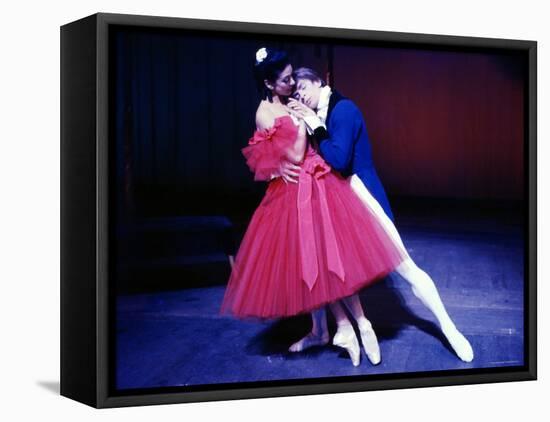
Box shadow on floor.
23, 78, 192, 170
246, 278, 455, 358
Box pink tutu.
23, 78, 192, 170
220, 115, 406, 320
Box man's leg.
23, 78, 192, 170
349, 175, 474, 362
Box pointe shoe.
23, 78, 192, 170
443, 326, 474, 362
333, 326, 361, 367
358, 322, 381, 365
288, 332, 330, 353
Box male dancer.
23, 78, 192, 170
283, 67, 474, 363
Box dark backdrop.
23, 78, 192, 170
112, 28, 525, 220
112, 28, 335, 220
110, 27, 526, 291
334, 46, 525, 200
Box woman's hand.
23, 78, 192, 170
287, 98, 317, 119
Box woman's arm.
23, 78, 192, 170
256, 108, 306, 164
286, 118, 307, 164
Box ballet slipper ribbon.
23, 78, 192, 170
297, 154, 346, 291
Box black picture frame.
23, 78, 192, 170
60, 12, 537, 408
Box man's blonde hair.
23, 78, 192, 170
292, 67, 327, 86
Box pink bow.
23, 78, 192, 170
297, 154, 346, 291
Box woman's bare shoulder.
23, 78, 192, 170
255, 101, 276, 130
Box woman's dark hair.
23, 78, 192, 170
253, 48, 291, 101
292, 67, 327, 87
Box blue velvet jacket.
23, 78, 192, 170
313, 90, 394, 221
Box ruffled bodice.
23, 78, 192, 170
242, 115, 330, 182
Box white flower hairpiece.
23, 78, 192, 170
255, 47, 268, 64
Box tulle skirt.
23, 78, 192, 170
220, 169, 406, 320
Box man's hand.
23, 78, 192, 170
276, 159, 301, 184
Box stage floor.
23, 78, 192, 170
115, 207, 525, 390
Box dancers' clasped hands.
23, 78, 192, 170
286, 98, 317, 119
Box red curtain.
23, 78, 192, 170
333, 46, 524, 200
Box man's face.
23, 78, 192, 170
293, 78, 323, 110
